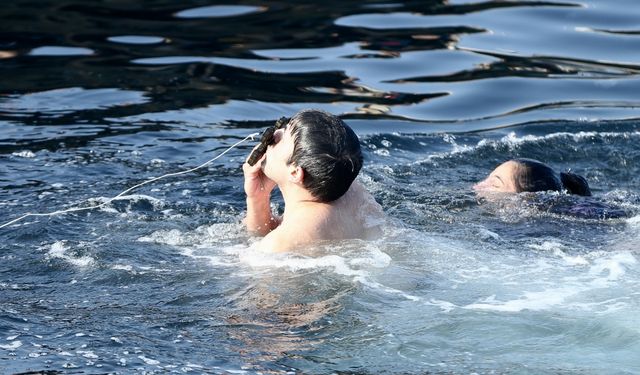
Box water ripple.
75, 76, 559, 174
3, 1, 640, 373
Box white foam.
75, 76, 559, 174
627, 214, 640, 227
528, 241, 565, 252
528, 241, 589, 266
475, 227, 502, 241
46, 241, 95, 268
78, 350, 98, 359
37, 192, 53, 200
589, 252, 637, 282
0, 340, 22, 350
111, 264, 134, 272
418, 130, 640, 164
224, 370, 248, 375
138, 224, 248, 268
90, 194, 166, 214
559, 254, 589, 267
177, 245, 232, 267
138, 229, 184, 246
464, 288, 579, 312
373, 148, 391, 157
138, 223, 244, 247
444, 133, 476, 155
463, 251, 638, 313
138, 355, 160, 365
425, 299, 458, 313
349, 245, 392, 268
239, 242, 422, 301
12, 150, 36, 158
355, 275, 421, 301
415, 134, 478, 163
241, 250, 366, 277
491, 131, 640, 149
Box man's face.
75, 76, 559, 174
262, 123, 295, 183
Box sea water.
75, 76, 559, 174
1, 0, 640, 373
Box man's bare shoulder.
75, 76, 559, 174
256, 225, 305, 253
341, 181, 385, 219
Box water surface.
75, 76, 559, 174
1, 1, 640, 374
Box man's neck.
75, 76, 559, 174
279, 182, 328, 220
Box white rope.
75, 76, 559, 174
0, 132, 259, 229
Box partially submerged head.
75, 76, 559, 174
473, 158, 591, 196
263, 109, 362, 203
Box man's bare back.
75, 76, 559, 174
257, 181, 385, 252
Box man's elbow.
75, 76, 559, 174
244, 216, 280, 237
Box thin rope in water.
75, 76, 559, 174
0, 132, 259, 230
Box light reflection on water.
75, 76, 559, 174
1, 0, 640, 373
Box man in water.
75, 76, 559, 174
242, 109, 384, 252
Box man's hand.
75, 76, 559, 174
243, 149, 279, 236
242, 151, 276, 200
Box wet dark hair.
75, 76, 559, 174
512, 158, 591, 196
286, 109, 363, 203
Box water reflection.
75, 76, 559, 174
2, 0, 636, 130
28, 46, 94, 56
174, 5, 266, 19
0, 87, 148, 114
107, 35, 166, 45
227, 285, 344, 370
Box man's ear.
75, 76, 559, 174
288, 164, 305, 184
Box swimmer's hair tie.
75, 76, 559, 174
560, 171, 592, 196
246, 116, 290, 166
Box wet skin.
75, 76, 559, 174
473, 160, 519, 194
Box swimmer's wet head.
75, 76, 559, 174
474, 158, 591, 196
247, 116, 289, 166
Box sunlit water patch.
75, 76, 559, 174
107, 35, 166, 45
0, 87, 149, 116
174, 5, 266, 19
28, 46, 94, 56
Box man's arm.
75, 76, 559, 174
245, 194, 281, 236
242, 155, 280, 236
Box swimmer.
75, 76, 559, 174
242, 109, 384, 253
474, 158, 628, 219
473, 158, 591, 196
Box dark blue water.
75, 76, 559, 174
2, 1, 640, 374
